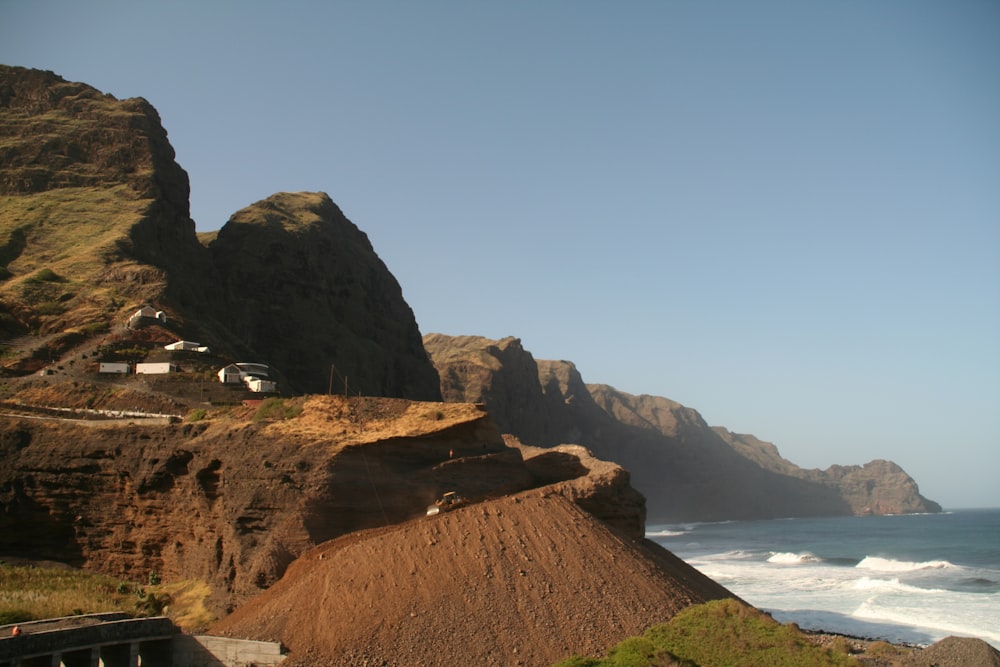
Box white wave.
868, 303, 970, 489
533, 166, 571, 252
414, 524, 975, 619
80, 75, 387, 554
856, 556, 954, 572
645, 528, 688, 538
854, 592, 1000, 648
767, 551, 820, 565
851, 576, 945, 595
696, 549, 759, 562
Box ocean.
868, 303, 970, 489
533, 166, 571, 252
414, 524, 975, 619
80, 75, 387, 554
647, 508, 1000, 649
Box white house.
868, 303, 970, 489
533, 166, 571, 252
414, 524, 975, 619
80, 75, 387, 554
164, 340, 210, 353
217, 364, 243, 384
99, 362, 131, 374
133, 306, 158, 319
245, 377, 277, 393
128, 306, 167, 328
135, 362, 178, 375
218, 362, 277, 392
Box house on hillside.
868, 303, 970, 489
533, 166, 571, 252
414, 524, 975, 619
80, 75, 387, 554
217, 362, 278, 393
136, 362, 178, 375
128, 306, 167, 329
99, 362, 131, 374
165, 340, 210, 353
217, 364, 243, 384
245, 377, 277, 393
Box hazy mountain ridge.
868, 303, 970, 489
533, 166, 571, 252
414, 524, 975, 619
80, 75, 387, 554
425, 333, 941, 521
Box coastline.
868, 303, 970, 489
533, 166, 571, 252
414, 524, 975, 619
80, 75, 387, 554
649, 509, 1000, 653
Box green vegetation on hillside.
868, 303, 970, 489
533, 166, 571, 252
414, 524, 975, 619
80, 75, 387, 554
553, 599, 859, 667
0, 562, 215, 631
253, 396, 303, 421
0, 562, 148, 623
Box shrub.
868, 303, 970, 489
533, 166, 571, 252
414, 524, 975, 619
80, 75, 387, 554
607, 637, 657, 667
187, 408, 207, 422
29, 268, 63, 283
253, 397, 301, 422
35, 301, 65, 316
553, 658, 602, 667
80, 321, 109, 335
555, 600, 859, 667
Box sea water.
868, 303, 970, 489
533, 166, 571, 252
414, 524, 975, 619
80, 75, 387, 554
647, 508, 1000, 649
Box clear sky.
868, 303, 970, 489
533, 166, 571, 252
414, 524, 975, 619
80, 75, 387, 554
2, 1, 998, 508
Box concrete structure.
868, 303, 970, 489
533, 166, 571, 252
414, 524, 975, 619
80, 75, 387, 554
235, 363, 270, 378
217, 364, 242, 384
127, 307, 167, 329
244, 377, 277, 393
135, 363, 178, 375
98, 362, 131, 374
0, 614, 174, 667
0, 615, 285, 667
164, 341, 210, 353
174, 635, 286, 666
218, 363, 275, 392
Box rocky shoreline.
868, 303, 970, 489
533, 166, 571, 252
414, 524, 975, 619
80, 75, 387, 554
805, 630, 1000, 666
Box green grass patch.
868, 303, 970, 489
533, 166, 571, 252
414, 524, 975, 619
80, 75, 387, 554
26, 268, 64, 283
0, 563, 142, 621
0, 563, 216, 630
253, 397, 302, 422
554, 599, 858, 667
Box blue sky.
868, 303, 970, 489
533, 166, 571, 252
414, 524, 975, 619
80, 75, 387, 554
2, 1, 998, 508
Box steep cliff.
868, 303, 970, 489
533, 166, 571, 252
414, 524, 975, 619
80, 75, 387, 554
208, 192, 440, 399
0, 396, 645, 614
0, 64, 215, 350
711, 429, 942, 515
0, 66, 439, 400
424, 333, 941, 522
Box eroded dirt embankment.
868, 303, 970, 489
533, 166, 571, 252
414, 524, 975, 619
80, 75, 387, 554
211, 491, 734, 667
0, 395, 648, 619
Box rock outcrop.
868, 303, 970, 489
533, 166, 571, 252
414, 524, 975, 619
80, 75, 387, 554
0, 66, 439, 400
208, 192, 440, 399
0, 64, 214, 347
0, 396, 646, 613
425, 333, 941, 521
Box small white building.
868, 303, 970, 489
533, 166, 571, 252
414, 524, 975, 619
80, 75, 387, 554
128, 306, 167, 328
245, 377, 277, 393
217, 364, 243, 384
99, 362, 131, 374
135, 362, 178, 375
165, 340, 210, 353
133, 306, 158, 319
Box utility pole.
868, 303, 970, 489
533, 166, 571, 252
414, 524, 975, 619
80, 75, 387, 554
328, 364, 335, 395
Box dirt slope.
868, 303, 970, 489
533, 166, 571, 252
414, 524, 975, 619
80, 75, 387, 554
211, 491, 734, 667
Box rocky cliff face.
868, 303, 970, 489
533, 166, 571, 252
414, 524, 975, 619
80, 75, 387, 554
208, 192, 440, 399
0, 66, 439, 399
0, 396, 645, 613
425, 333, 941, 522
711, 429, 942, 515
0, 64, 213, 345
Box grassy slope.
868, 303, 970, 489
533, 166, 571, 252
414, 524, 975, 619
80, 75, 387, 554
554, 599, 861, 667
0, 562, 214, 631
